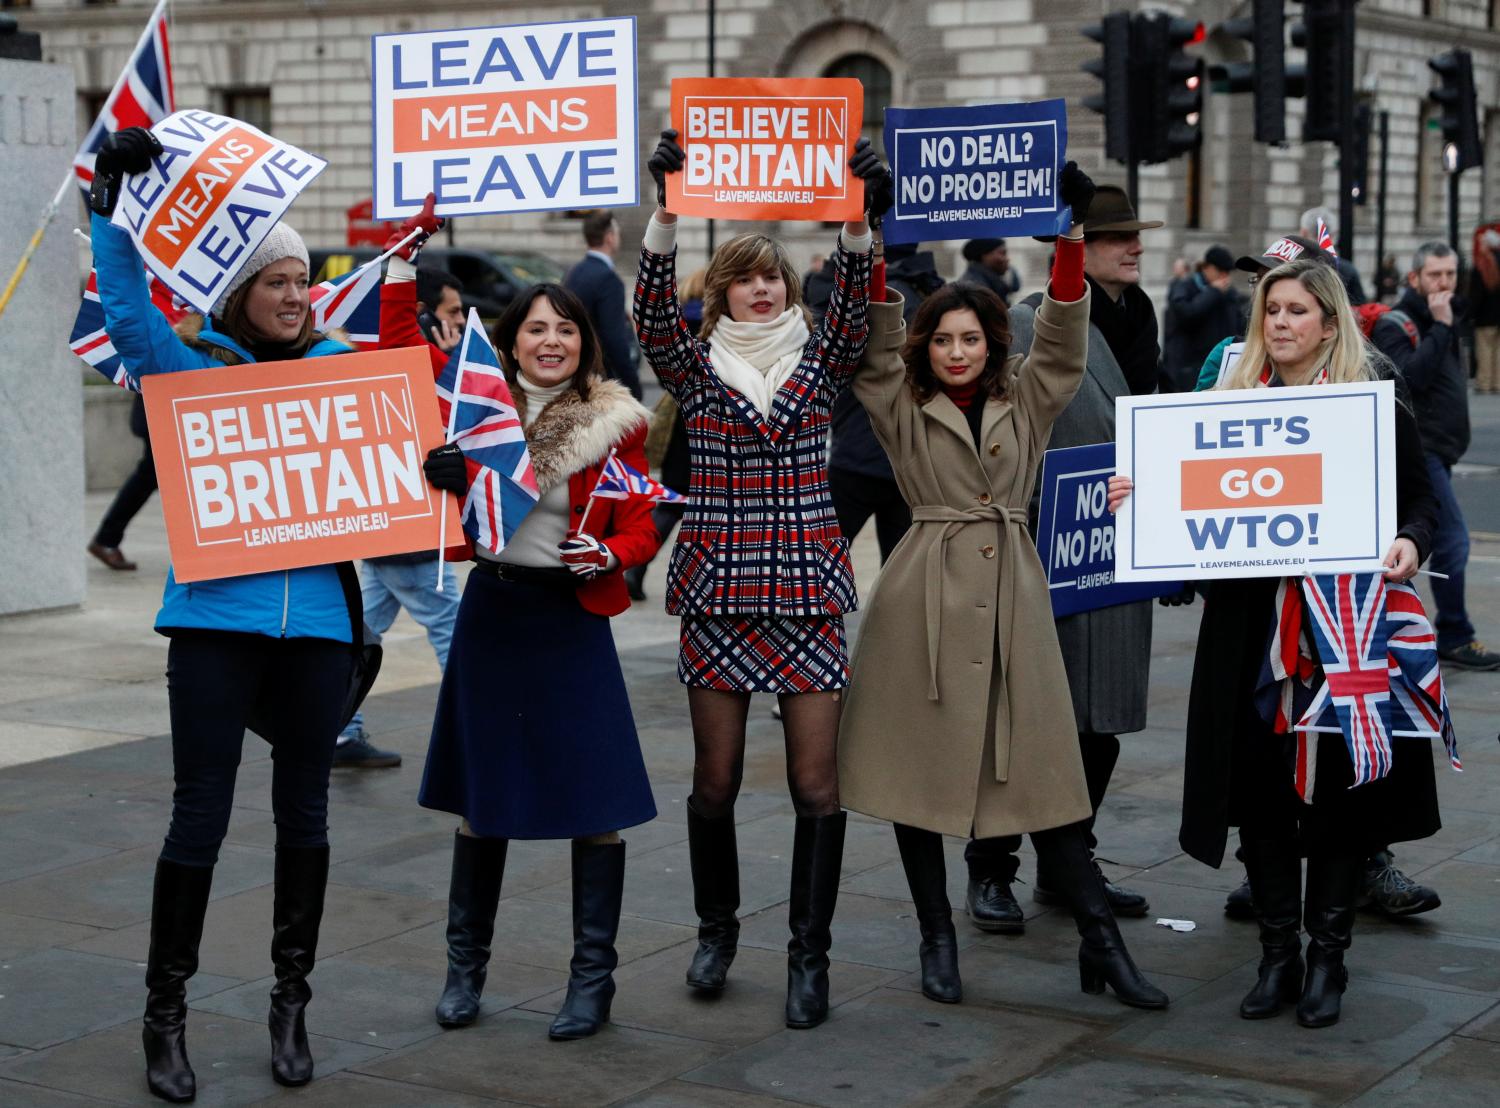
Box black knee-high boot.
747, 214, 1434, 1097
1032, 823, 1168, 1010
549, 840, 626, 1040
685, 798, 740, 992
785, 811, 847, 1029
893, 824, 961, 1003
435, 831, 508, 1028
1298, 851, 1360, 1028
143, 859, 214, 1103
1239, 838, 1304, 1019
268, 845, 329, 1087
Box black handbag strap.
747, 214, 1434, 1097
334, 561, 366, 652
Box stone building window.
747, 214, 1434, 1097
219, 87, 270, 132
822, 52, 893, 156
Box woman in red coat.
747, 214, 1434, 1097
379, 236, 661, 1042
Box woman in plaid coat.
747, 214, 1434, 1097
634, 130, 891, 1029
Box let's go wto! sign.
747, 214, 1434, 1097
112, 110, 326, 317
1114, 382, 1396, 582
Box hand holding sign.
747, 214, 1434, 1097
1058, 161, 1095, 229
89, 127, 163, 217
385, 192, 444, 262
648, 128, 685, 210
849, 137, 893, 225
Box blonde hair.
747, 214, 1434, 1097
699, 233, 806, 339
680, 266, 708, 304
1225, 259, 1372, 390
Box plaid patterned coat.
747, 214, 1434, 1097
634, 235, 872, 617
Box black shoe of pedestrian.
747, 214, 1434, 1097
965, 877, 1025, 934
1224, 874, 1256, 921
1037, 863, 1149, 919
88, 541, 138, 571
624, 565, 647, 602
332, 734, 402, 769
1360, 851, 1441, 917
1438, 639, 1500, 671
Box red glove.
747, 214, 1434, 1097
384, 192, 444, 261
558, 534, 614, 580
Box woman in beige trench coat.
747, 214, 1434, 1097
838, 164, 1166, 1013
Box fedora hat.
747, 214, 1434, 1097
1081, 186, 1164, 233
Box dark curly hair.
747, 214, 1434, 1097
901, 283, 1012, 403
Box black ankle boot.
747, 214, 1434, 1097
435, 831, 507, 1028
1033, 823, 1168, 1010
685, 798, 740, 992
549, 840, 626, 1040
1238, 839, 1303, 1020
268, 845, 329, 1087
785, 811, 847, 1029
143, 859, 214, 1103
894, 824, 961, 1003
1297, 853, 1359, 1029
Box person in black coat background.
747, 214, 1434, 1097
88, 392, 156, 571
1162, 245, 1246, 391
565, 210, 641, 399
1117, 259, 1440, 1032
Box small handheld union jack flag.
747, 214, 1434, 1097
1316, 216, 1338, 258
590, 451, 686, 504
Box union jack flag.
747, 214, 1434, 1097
590, 451, 686, 504
1385, 582, 1462, 771
73, 0, 174, 191
309, 258, 382, 348
69, 264, 188, 390
1316, 216, 1338, 258
436, 309, 539, 554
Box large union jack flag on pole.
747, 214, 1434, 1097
73, 0, 174, 191
435, 309, 539, 554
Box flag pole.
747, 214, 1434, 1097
434, 309, 479, 591
0, 173, 74, 324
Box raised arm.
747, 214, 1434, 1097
632, 212, 701, 399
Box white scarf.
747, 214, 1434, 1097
516, 372, 572, 428
708, 308, 811, 417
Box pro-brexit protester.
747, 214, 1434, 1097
1110, 259, 1440, 1030
836, 165, 1167, 1013
379, 233, 662, 1041
634, 130, 890, 1030
86, 127, 449, 1101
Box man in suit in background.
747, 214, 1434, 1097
565, 209, 641, 398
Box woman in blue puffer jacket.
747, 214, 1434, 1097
88, 127, 456, 1103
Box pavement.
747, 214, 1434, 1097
3, 463, 1500, 1105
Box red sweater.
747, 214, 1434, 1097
378, 281, 659, 618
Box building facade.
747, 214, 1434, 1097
15, 0, 1500, 302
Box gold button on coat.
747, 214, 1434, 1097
988, 443, 1002, 456
981, 545, 996, 558
978, 492, 992, 505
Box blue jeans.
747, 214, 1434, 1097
1423, 453, 1475, 651
339, 557, 459, 740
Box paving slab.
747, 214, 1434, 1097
352, 1010, 725, 1107
680, 986, 1096, 1107
613, 1081, 802, 1107
244, 1071, 514, 1106
0, 1079, 111, 1106
994, 1055, 1325, 1107
1348, 1035, 1500, 1107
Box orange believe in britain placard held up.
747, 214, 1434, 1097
142, 348, 464, 583
667, 78, 864, 222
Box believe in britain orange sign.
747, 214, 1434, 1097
142, 348, 463, 583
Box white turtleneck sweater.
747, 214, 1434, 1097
490, 374, 574, 569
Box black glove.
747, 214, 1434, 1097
1058, 161, 1096, 227
89, 127, 163, 217
848, 136, 893, 224
648, 128, 686, 208
424, 443, 468, 497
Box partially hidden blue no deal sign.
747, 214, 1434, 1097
882, 99, 1070, 246
1035, 443, 1183, 618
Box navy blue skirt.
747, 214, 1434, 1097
417, 569, 656, 839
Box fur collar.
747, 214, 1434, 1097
517, 377, 651, 492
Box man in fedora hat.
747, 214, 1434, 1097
963, 184, 1163, 933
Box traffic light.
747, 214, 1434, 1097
1210, 0, 1288, 144
1133, 13, 1204, 164
1429, 48, 1483, 172
1293, 0, 1350, 143
1349, 100, 1371, 204
1082, 12, 1133, 164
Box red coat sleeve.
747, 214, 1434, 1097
379, 281, 448, 379
595, 420, 662, 571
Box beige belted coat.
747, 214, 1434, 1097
837, 289, 1094, 839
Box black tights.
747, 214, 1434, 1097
687, 687, 842, 818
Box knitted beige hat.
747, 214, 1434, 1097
211, 223, 310, 319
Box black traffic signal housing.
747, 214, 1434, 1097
1429, 48, 1483, 172
1210, 0, 1291, 144
1082, 12, 1133, 163
1348, 99, 1372, 204
1133, 13, 1204, 164
1293, 0, 1351, 143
